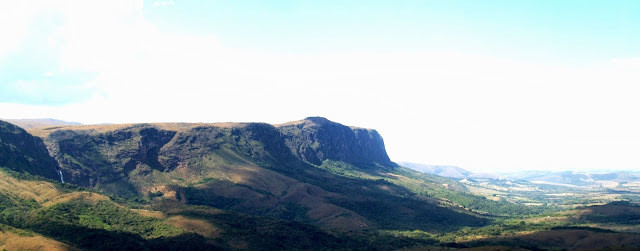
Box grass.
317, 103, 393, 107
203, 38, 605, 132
0, 223, 78, 251
28, 122, 251, 138
0, 169, 210, 249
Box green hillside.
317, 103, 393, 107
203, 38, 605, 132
2, 118, 640, 250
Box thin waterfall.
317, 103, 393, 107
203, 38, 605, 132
58, 170, 65, 183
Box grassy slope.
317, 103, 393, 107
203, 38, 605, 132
0, 223, 79, 251
0, 169, 441, 250
0, 169, 213, 250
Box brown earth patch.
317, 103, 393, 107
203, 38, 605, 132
42, 192, 110, 207
166, 216, 221, 238
0, 230, 79, 251
131, 209, 165, 219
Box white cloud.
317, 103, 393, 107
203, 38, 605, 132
0, 2, 38, 58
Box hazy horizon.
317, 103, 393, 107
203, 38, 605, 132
2, 1, 639, 173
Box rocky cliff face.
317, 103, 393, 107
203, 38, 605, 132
27, 118, 485, 231
0, 120, 59, 180
39, 122, 309, 192
44, 124, 176, 187
277, 117, 395, 167
41, 118, 395, 188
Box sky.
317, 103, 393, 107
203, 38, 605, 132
1, 0, 640, 172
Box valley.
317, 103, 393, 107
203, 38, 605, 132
405, 162, 640, 208
1, 118, 639, 250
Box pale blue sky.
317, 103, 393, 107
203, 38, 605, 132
146, 0, 640, 60
1, 1, 639, 172
3, 0, 639, 105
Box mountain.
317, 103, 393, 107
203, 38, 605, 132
2, 118, 81, 129
400, 162, 471, 178
0, 120, 59, 180
28, 118, 487, 232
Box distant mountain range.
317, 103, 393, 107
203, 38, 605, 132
401, 162, 640, 189
399, 162, 471, 178
1, 118, 81, 129
500, 170, 640, 188
399, 162, 500, 179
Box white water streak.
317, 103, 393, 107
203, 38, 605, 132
58, 170, 64, 183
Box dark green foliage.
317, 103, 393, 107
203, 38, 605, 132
148, 190, 164, 198
329, 196, 488, 231
461, 226, 632, 251
183, 180, 312, 222
33, 200, 179, 237
550, 226, 616, 233
159, 204, 345, 249
578, 201, 640, 224
0, 166, 58, 182
275, 202, 310, 221
0, 198, 212, 250
183, 186, 244, 209
159, 204, 437, 250
581, 213, 640, 224
147, 233, 219, 251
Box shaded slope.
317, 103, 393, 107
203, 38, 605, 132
466, 228, 640, 250
0, 170, 216, 250
0, 120, 59, 180
578, 201, 640, 224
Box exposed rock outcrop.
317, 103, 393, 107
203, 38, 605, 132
277, 117, 395, 167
